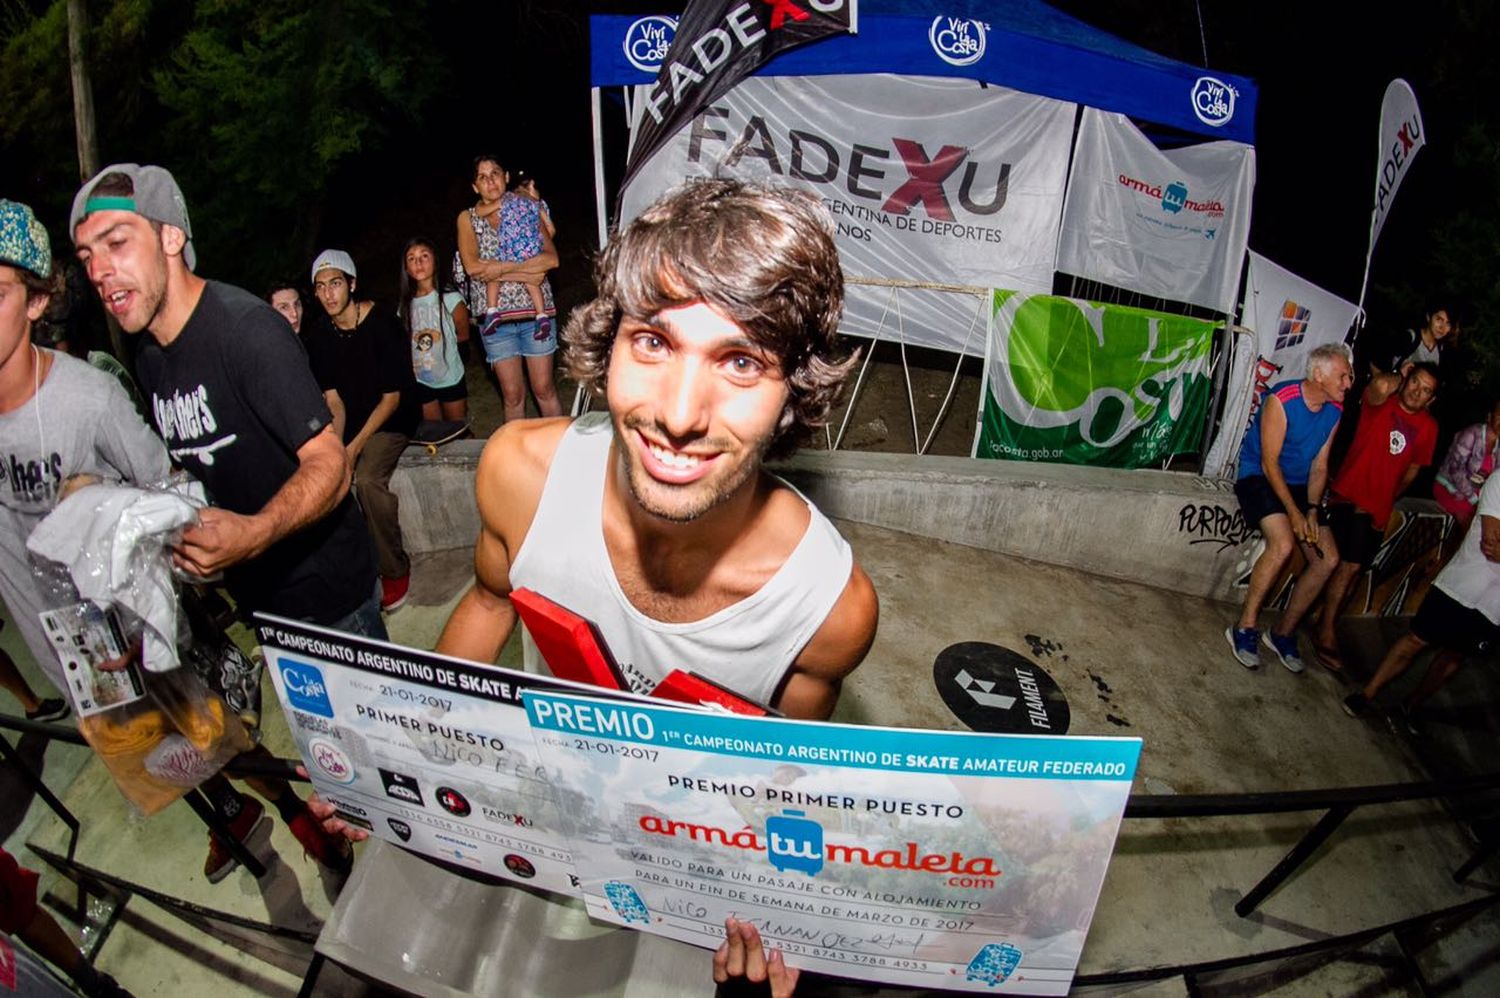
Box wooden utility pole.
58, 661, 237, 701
66, 0, 99, 181
64, 0, 121, 361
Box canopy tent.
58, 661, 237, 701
590, 1, 1257, 144
586, 2, 1259, 460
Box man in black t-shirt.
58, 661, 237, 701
71, 163, 374, 881
306, 249, 417, 611
70, 174, 379, 632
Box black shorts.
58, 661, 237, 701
1326, 502, 1383, 567
413, 379, 467, 405
1234, 476, 1309, 527
1412, 585, 1500, 656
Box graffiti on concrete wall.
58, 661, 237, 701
1177, 502, 1258, 552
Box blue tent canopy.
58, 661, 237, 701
591, 0, 1256, 144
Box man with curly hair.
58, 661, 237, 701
435, 179, 878, 720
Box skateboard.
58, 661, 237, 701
411, 419, 471, 455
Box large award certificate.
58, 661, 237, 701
525, 691, 1141, 994
258, 614, 608, 895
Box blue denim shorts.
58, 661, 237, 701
481, 317, 557, 363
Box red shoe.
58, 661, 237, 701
380, 574, 410, 611
204, 796, 269, 883
287, 806, 354, 874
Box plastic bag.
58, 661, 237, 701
36, 595, 250, 815
26, 479, 251, 815
27, 475, 208, 672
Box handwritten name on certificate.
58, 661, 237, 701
258, 613, 614, 896
525, 692, 1141, 994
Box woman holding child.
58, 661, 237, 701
455, 155, 562, 422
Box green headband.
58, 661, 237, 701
84, 196, 137, 215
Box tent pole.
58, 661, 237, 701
591, 87, 609, 253
833, 286, 894, 451
1199, 317, 1232, 461
972, 293, 994, 458
833, 341, 878, 452
572, 86, 612, 418
896, 293, 921, 455
1200, 254, 1252, 466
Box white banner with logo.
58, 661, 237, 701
622, 74, 1075, 355
1055, 109, 1255, 315
1202, 251, 1359, 478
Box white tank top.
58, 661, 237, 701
509, 413, 854, 705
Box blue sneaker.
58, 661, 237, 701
1225, 626, 1259, 669
1262, 631, 1305, 674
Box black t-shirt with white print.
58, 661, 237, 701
304, 304, 419, 442
134, 280, 375, 622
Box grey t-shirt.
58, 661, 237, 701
0, 350, 170, 688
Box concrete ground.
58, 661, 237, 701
5, 519, 1499, 995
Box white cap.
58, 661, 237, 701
310, 249, 356, 282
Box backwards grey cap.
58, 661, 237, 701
70, 163, 196, 271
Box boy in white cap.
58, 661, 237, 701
306, 248, 417, 611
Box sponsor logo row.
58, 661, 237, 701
305, 740, 533, 830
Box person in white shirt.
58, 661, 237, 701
1342, 472, 1500, 726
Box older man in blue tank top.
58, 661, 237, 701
1226, 343, 1353, 672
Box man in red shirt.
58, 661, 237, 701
1312, 363, 1439, 664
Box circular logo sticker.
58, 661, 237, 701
1190, 76, 1236, 127
624, 15, 677, 74
436, 786, 472, 818
930, 17, 987, 67
504, 854, 537, 879
309, 737, 357, 784
933, 642, 1070, 734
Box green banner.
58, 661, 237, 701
978, 291, 1214, 468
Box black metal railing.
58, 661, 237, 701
5, 710, 1498, 993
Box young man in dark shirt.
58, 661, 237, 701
306, 249, 418, 611
71, 163, 375, 882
